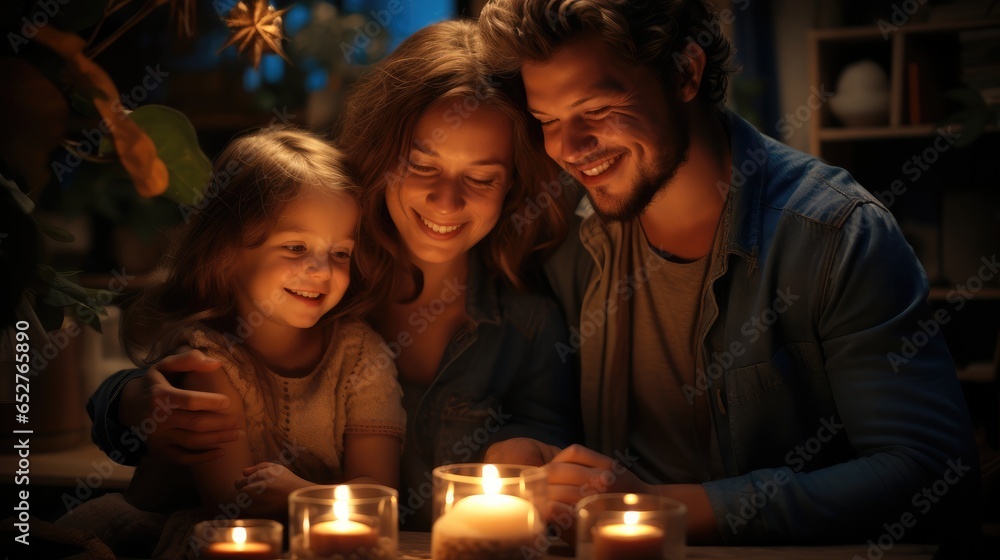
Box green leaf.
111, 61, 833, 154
37, 266, 90, 300
36, 265, 110, 332
127, 105, 212, 207
69, 303, 104, 332
41, 286, 80, 308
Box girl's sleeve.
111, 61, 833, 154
344, 323, 407, 439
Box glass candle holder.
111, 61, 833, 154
575, 493, 686, 560
288, 484, 398, 560
192, 519, 282, 560
431, 463, 547, 560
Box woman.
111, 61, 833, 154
340, 19, 579, 529
86, 20, 580, 533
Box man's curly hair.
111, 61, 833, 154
478, 0, 736, 109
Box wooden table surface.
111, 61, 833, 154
397, 531, 939, 559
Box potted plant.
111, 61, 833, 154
0, 0, 213, 450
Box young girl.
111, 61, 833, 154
65, 126, 405, 558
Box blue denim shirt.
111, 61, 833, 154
544, 110, 979, 545
88, 251, 581, 530
396, 251, 580, 529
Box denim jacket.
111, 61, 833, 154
544, 111, 979, 544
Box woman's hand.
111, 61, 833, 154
484, 437, 562, 466
235, 461, 311, 518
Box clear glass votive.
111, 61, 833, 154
288, 484, 398, 559
431, 463, 547, 560
575, 493, 687, 560
192, 518, 282, 560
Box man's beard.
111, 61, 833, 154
586, 105, 691, 223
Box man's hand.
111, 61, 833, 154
484, 437, 562, 466
119, 349, 240, 465
548, 445, 721, 544
546, 444, 652, 506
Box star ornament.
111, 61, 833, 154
221, 0, 292, 69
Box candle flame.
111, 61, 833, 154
624, 493, 639, 505
624, 511, 639, 526
482, 464, 501, 496
334, 485, 350, 521
303, 510, 310, 548
233, 526, 247, 544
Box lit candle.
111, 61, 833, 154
203, 527, 274, 560
432, 464, 543, 560
307, 485, 379, 558
593, 511, 665, 560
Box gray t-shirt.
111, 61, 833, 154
627, 223, 725, 484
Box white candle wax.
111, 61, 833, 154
433, 492, 541, 540
431, 465, 543, 559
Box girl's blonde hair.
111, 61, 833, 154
337, 19, 572, 299
122, 126, 369, 366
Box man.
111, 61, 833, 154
478, 0, 979, 548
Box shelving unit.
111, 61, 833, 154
808, 18, 1000, 154
808, 18, 1000, 447
808, 18, 1000, 288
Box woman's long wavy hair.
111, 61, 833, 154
121, 126, 370, 366
337, 19, 572, 300
478, 0, 737, 110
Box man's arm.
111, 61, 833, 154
86, 349, 241, 466
87, 368, 147, 465
699, 203, 979, 544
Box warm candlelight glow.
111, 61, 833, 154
288, 485, 397, 559
624, 511, 640, 526
482, 464, 502, 495
334, 485, 350, 521
306, 485, 379, 557
593, 511, 665, 560
202, 524, 273, 560
431, 464, 544, 559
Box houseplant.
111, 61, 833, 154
0, 0, 250, 452
2, 0, 323, 331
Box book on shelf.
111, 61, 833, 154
905, 42, 946, 124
